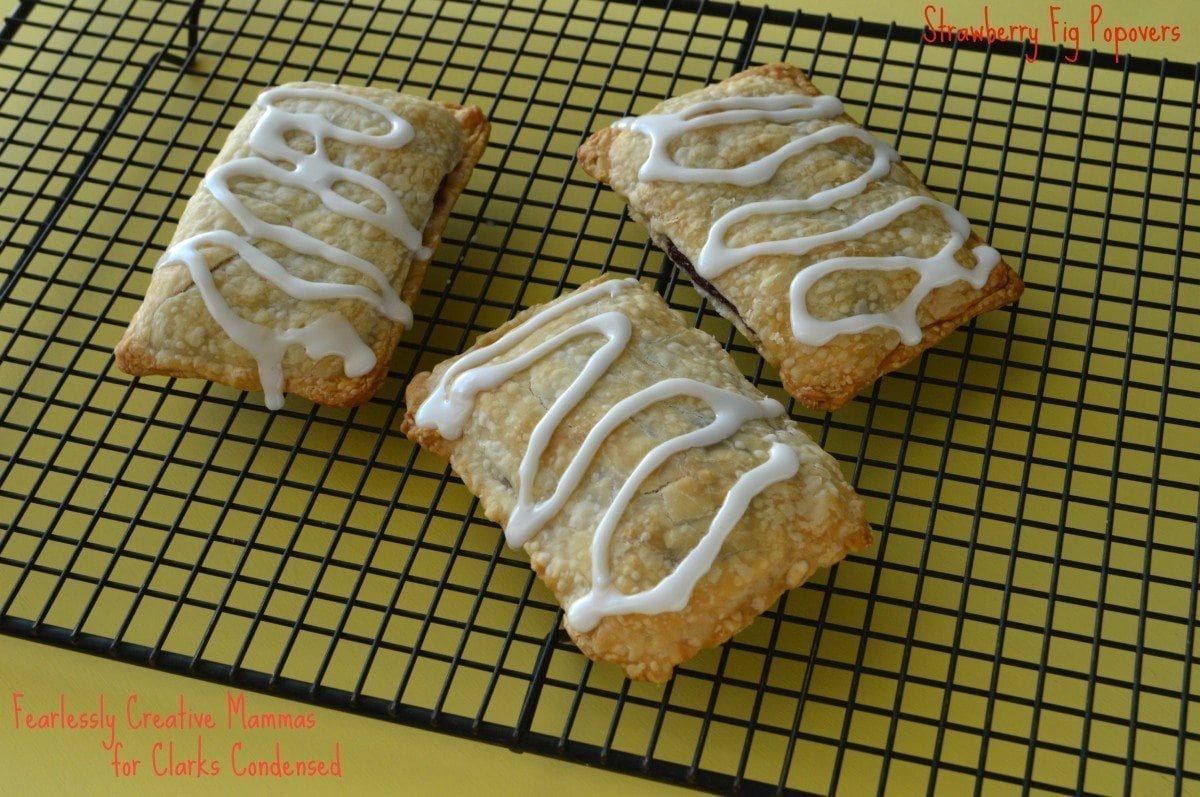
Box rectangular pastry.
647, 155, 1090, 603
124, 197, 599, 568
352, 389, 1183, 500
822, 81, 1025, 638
577, 63, 1023, 411
116, 82, 489, 409
402, 276, 871, 682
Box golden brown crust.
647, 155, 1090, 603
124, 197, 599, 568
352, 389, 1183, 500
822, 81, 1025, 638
399, 103, 490, 308
578, 63, 1023, 412
791, 243, 1023, 410
574, 125, 618, 184
115, 83, 490, 408
402, 276, 872, 682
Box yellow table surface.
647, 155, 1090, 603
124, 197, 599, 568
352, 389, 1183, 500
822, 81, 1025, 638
2, 0, 1197, 793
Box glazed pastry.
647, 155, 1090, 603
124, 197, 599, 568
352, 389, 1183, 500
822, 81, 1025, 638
402, 277, 871, 682
577, 63, 1023, 411
116, 82, 489, 409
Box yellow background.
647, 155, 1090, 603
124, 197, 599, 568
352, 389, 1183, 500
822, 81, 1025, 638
2, 0, 1196, 794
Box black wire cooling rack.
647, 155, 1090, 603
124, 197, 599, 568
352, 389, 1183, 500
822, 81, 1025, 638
2, 0, 1198, 793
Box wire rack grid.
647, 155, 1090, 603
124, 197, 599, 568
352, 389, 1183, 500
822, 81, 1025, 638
2, 0, 1198, 793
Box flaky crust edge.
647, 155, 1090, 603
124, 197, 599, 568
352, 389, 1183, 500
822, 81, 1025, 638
115, 96, 490, 408
577, 62, 1024, 412
401, 276, 873, 682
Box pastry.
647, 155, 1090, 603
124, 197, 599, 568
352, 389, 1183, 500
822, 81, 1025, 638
116, 82, 489, 409
402, 276, 871, 682
577, 63, 1023, 411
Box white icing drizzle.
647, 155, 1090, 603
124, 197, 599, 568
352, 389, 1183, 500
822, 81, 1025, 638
619, 93, 1003, 346
413, 279, 800, 632
159, 85, 424, 409
567, 436, 797, 633
616, 94, 847, 186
